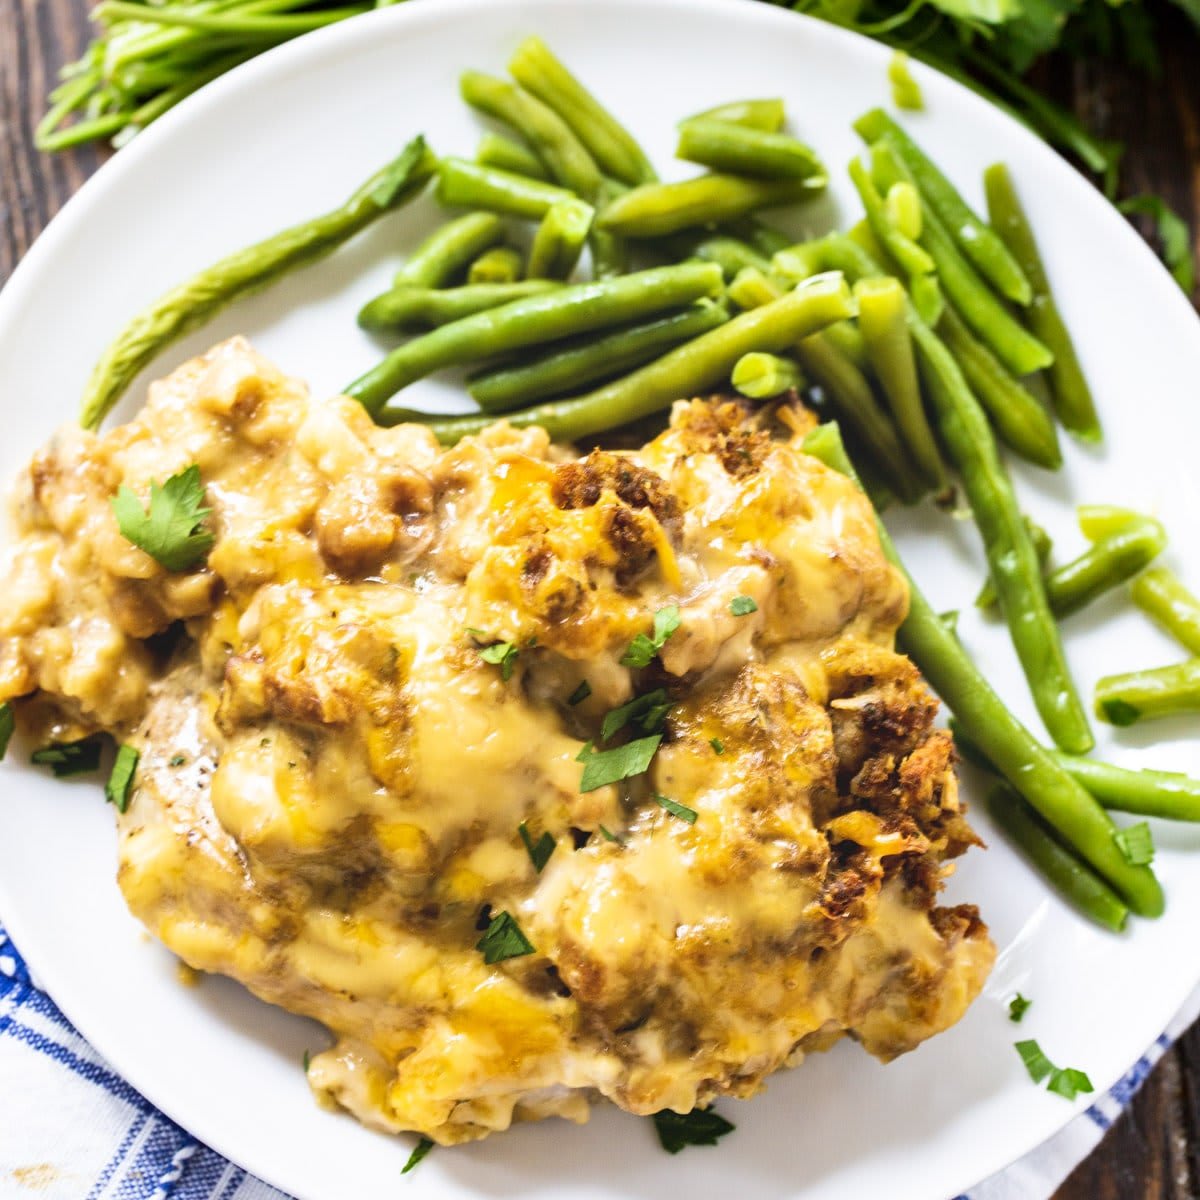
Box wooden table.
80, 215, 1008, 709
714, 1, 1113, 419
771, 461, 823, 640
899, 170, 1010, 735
1, 2, 1198, 1196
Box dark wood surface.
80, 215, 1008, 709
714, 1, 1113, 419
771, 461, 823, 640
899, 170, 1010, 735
1, 3, 1198, 1197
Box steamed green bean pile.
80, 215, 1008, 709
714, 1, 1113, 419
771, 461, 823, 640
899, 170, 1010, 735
78, 36, 1200, 931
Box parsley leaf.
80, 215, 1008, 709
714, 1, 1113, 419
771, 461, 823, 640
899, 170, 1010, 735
729, 595, 757, 617
169, 754, 186, 767
1114, 821, 1155, 866
31, 736, 104, 778
652, 1107, 736, 1154
710, 737, 725, 755
105, 744, 139, 813
1120, 194, 1196, 295
302, 1049, 311, 1073
568, 680, 592, 706
601, 688, 670, 741
110, 464, 213, 572
476, 910, 535, 963
402, 1137, 434, 1175
598, 824, 624, 844
1009, 993, 1031, 1023
576, 735, 661, 792
519, 822, 556, 873
655, 793, 698, 825
479, 641, 519, 680
1046, 1066, 1095, 1101
621, 604, 681, 668
1015, 1039, 1055, 1084
0, 701, 13, 762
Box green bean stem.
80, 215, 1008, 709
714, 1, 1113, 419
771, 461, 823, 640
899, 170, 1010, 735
855, 276, 947, 490
854, 108, 1033, 305
1132, 568, 1200, 657
467, 245, 524, 285
802, 422, 1161, 918
459, 70, 602, 200
1096, 660, 1200, 727
986, 783, 1128, 931
676, 118, 825, 182
598, 173, 825, 239
393, 211, 504, 289
395, 272, 856, 441
731, 351, 804, 399
348, 262, 724, 415
475, 131, 548, 181
357, 281, 560, 333
684, 98, 786, 132
984, 163, 1100, 443
435, 157, 576, 220
508, 36, 656, 187
81, 135, 434, 430
468, 302, 729, 413
527, 198, 594, 279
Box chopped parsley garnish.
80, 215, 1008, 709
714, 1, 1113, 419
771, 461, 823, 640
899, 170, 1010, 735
1014, 1040, 1094, 1101
519, 822, 556, 873
467, 630, 519, 681
1114, 821, 1155, 866
709, 737, 724, 755
652, 1107, 736, 1154
576, 734, 661, 792
302, 1049, 311, 1073
568, 680, 592, 706
105, 744, 139, 813
169, 754, 186, 767
655, 793, 698, 825
1008, 993, 1031, 1023
621, 604, 680, 668
476, 910, 535, 964
598, 824, 624, 844
601, 688, 670, 741
729, 595, 757, 616
110, 463, 213, 572
402, 1137, 434, 1175
0, 702, 13, 761
31, 736, 104, 778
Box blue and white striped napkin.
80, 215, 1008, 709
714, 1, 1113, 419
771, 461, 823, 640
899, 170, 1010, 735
2, 918, 1194, 1200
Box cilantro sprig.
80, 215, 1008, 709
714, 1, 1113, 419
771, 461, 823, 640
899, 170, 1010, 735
111, 464, 213, 572
621, 605, 680, 668
652, 1107, 736, 1154
1015, 1039, 1094, 1101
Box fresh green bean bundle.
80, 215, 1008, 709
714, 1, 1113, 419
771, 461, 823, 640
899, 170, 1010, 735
731, 352, 804, 398
984, 163, 1100, 443
357, 282, 560, 333
81, 135, 435, 430
348, 262, 724, 415
436, 158, 577, 220
468, 303, 728, 412
508, 36, 656, 187
685, 98, 786, 132
1132, 568, 1200, 656
468, 245, 524, 285
399, 272, 857, 442
854, 108, 1032, 306
475, 132, 549, 181
677, 119, 825, 181
802, 422, 1161, 919
1096, 660, 1200, 726
528, 198, 594, 279
393, 211, 504, 289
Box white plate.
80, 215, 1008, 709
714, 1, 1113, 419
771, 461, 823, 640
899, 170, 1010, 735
1, 1, 1198, 1197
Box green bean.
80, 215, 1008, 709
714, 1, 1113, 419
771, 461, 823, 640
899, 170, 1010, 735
475, 131, 549, 181
952, 718, 1200, 821
80, 135, 434, 430
854, 108, 1032, 305
436, 158, 576, 220
676, 118, 825, 181
855, 276, 946, 490
1077, 505, 1142, 541
468, 303, 728, 413
1132, 568, 1200, 656
823, 320, 869, 371
977, 517, 1052, 608
984, 163, 1100, 443
397, 272, 856, 441
459, 71, 602, 201
731, 351, 804, 399
598, 173, 825, 239
986, 782, 1128, 931
668, 234, 770, 281
590, 178, 630, 280
348, 262, 724, 415
467, 245, 524, 285
357, 281, 560, 333
737, 219, 793, 258
871, 140, 1052, 376
888, 51, 924, 112
1045, 517, 1167, 618
936, 303, 1062, 470
727, 266, 781, 311
801, 421, 1161, 918
684, 98, 786, 132
508, 36, 656, 187
1096, 660, 1200, 727
393, 211, 504, 289
848, 157, 934, 282
886, 181, 923, 240
528, 198, 594, 279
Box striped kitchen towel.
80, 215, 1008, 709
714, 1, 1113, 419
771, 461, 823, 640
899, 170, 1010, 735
2, 918, 1196, 1200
